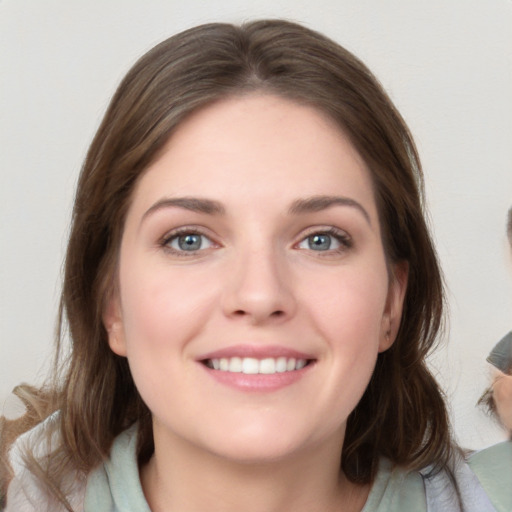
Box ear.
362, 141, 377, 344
379, 260, 409, 353
102, 292, 127, 357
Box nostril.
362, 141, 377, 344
270, 310, 285, 317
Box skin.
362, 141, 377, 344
493, 371, 512, 430
104, 94, 408, 512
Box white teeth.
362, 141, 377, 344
276, 357, 287, 372
259, 358, 276, 374
229, 357, 242, 372
242, 357, 259, 374
296, 359, 307, 370
207, 357, 308, 374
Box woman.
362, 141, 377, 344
1, 20, 510, 512
481, 208, 512, 433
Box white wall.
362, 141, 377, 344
1, 0, 511, 449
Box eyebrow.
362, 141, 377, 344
288, 195, 371, 225
142, 197, 226, 222
141, 194, 371, 225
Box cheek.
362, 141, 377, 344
303, 264, 389, 346
118, 257, 218, 354
289, 267, 389, 437
299, 262, 389, 405
116, 260, 219, 413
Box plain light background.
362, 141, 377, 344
1, 0, 511, 450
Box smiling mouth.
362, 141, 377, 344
202, 357, 314, 375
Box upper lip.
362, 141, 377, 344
197, 344, 316, 361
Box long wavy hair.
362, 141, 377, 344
1, 19, 451, 510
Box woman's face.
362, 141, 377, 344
105, 94, 407, 463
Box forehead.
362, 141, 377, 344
129, 93, 378, 221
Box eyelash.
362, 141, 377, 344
159, 227, 217, 256
296, 227, 353, 254
159, 226, 353, 257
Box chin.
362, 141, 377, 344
198, 418, 340, 465
206, 436, 307, 465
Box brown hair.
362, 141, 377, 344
2, 19, 451, 508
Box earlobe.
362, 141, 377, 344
103, 294, 127, 357
379, 261, 409, 353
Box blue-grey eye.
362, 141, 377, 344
179, 234, 202, 251
167, 233, 213, 252
307, 234, 332, 251
297, 231, 347, 252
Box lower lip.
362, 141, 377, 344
200, 364, 313, 392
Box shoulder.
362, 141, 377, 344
365, 451, 507, 512
84, 424, 150, 512
469, 441, 512, 512
362, 459, 427, 512
4, 413, 86, 512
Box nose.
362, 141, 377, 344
221, 245, 297, 325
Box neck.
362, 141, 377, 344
140, 425, 369, 512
